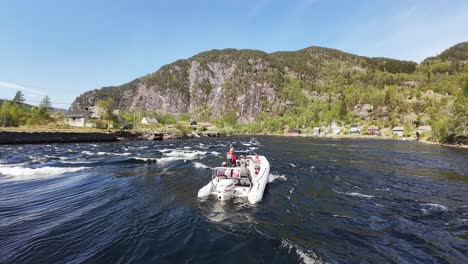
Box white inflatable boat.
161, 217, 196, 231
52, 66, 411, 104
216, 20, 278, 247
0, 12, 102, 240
197, 155, 270, 204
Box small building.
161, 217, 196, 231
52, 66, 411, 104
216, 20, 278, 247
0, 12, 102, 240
288, 129, 301, 136
417, 126, 432, 133
392, 126, 404, 137
141, 117, 158, 125
312, 127, 321, 136
367, 126, 380, 135
63, 111, 92, 127
190, 121, 198, 128
350, 124, 361, 134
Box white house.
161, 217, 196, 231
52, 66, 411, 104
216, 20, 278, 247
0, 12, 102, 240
350, 124, 361, 134
312, 127, 321, 136
392, 126, 404, 137
141, 117, 158, 125
63, 111, 92, 127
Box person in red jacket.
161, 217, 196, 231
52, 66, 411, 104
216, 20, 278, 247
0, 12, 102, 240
226, 147, 237, 167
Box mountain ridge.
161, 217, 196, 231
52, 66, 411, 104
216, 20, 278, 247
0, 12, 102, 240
70, 42, 467, 136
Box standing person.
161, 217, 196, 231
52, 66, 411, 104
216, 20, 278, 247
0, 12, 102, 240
253, 154, 261, 174
226, 147, 237, 167
253, 154, 260, 163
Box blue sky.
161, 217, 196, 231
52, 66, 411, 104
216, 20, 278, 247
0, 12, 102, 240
1, 0, 468, 108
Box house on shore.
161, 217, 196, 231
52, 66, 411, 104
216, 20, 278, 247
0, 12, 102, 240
392, 127, 404, 137
63, 111, 92, 127
350, 124, 361, 134
312, 127, 321, 136
367, 126, 380, 135
190, 121, 198, 128
141, 117, 158, 125
287, 129, 301, 136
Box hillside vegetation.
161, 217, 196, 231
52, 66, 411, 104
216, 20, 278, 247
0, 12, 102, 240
66, 42, 468, 143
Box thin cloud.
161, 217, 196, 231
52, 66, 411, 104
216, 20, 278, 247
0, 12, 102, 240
379, 6, 468, 62
337, 2, 468, 62
0, 81, 25, 90
0, 81, 47, 99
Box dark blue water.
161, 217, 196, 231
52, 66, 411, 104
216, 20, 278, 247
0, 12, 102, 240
0, 136, 467, 263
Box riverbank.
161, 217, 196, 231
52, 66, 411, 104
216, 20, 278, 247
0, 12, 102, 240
238, 132, 468, 149
1, 128, 466, 149
0, 131, 118, 144
0, 129, 223, 144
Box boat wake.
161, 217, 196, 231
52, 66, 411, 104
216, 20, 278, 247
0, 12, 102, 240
193, 162, 210, 169
268, 173, 288, 183
280, 239, 325, 264
333, 189, 375, 198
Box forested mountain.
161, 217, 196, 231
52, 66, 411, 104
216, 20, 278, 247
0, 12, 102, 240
70, 42, 468, 140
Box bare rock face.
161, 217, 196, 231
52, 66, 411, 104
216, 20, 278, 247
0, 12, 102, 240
70, 49, 282, 124
354, 104, 374, 119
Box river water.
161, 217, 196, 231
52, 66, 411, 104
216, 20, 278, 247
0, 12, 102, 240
0, 136, 467, 263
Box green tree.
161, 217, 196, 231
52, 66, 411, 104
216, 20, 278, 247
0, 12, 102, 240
339, 96, 347, 120
384, 90, 391, 106
0, 101, 27, 127
13, 91, 25, 103
39, 95, 51, 108
97, 99, 117, 131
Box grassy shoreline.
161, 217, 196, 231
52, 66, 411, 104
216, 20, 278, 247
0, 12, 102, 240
1, 127, 466, 149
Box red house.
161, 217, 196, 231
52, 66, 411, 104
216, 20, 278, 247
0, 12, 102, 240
367, 126, 380, 135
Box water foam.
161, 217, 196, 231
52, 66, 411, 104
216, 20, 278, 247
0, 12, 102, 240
280, 239, 325, 264
132, 157, 158, 162
334, 189, 374, 198
164, 149, 207, 160
268, 173, 288, 183
81, 150, 95, 155
423, 203, 448, 211
193, 162, 210, 169
0, 165, 89, 181
156, 157, 183, 164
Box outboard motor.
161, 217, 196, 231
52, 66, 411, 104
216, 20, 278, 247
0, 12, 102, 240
216, 179, 236, 201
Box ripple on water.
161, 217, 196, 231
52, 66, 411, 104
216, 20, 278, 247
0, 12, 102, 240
0, 137, 467, 263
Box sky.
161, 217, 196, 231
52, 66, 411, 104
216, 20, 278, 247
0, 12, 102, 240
1, 0, 468, 108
